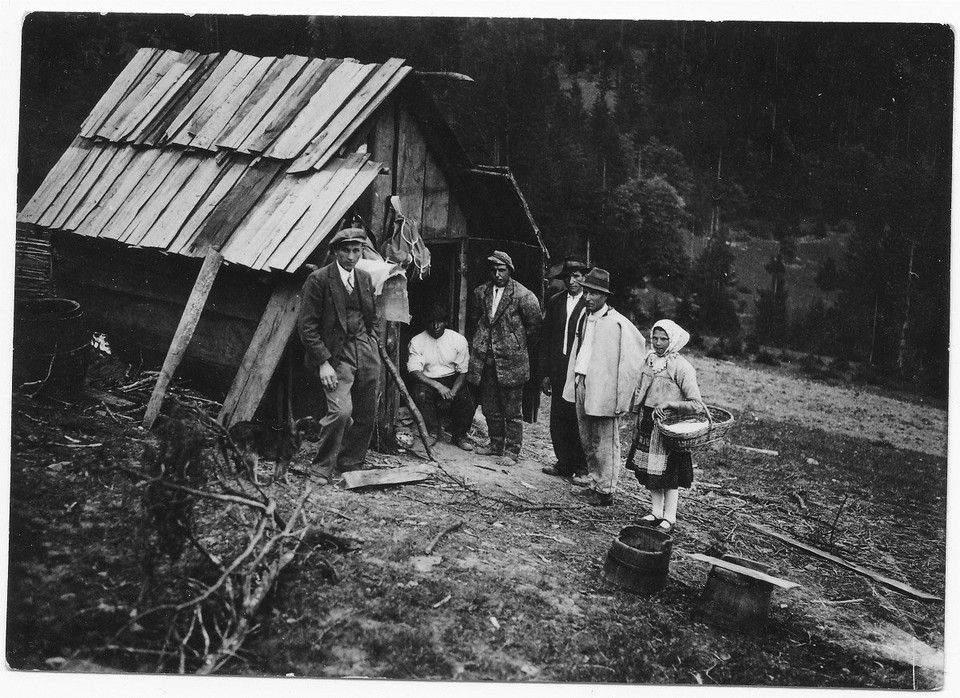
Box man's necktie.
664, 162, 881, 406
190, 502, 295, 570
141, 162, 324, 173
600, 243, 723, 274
346, 275, 354, 294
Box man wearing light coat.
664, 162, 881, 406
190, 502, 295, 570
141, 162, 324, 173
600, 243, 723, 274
562, 267, 647, 506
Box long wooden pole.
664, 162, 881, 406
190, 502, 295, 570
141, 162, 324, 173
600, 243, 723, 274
377, 342, 437, 462
143, 249, 223, 429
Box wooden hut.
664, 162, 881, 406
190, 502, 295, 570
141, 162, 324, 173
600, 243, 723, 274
16, 47, 546, 435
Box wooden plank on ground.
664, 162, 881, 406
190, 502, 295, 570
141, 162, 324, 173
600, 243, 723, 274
341, 464, 437, 490
747, 522, 942, 602
217, 54, 310, 151
244, 58, 341, 154
189, 55, 276, 150
80, 48, 159, 137
281, 158, 383, 272
188, 159, 286, 253
685, 553, 800, 590
143, 249, 225, 429
292, 62, 411, 173
164, 50, 244, 145
730, 444, 780, 456
217, 277, 302, 426
264, 59, 370, 160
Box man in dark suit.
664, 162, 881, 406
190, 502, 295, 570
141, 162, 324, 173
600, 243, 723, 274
539, 258, 590, 484
297, 228, 381, 479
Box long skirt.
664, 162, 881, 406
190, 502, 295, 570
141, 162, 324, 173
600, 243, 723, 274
633, 406, 694, 490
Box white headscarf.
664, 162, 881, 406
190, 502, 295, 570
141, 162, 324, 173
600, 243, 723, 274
646, 319, 691, 372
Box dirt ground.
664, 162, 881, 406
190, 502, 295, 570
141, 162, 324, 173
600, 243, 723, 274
5, 351, 948, 687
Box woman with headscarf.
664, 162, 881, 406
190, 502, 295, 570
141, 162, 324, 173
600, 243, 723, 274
628, 319, 704, 534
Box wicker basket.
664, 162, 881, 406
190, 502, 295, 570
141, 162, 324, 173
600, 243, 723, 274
656, 399, 735, 452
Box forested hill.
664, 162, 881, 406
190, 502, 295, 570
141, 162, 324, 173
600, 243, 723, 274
18, 15, 953, 392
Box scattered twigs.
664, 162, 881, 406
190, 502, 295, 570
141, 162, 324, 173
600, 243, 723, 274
828, 493, 850, 550
424, 521, 463, 554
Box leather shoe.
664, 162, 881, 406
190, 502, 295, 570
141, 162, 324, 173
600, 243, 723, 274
656, 520, 676, 535
476, 445, 504, 456
569, 473, 591, 487
453, 435, 474, 451
498, 453, 520, 467
636, 514, 660, 527
542, 465, 562, 476
584, 490, 614, 507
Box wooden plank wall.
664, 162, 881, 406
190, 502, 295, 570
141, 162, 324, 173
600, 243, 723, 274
51, 236, 269, 377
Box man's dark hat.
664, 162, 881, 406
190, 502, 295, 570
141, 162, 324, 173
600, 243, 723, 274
426, 305, 449, 323
329, 227, 368, 248
487, 250, 515, 271
551, 258, 589, 279
580, 267, 612, 294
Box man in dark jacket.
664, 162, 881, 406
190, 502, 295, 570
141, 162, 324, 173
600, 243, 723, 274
297, 228, 381, 479
467, 251, 541, 466
539, 258, 590, 484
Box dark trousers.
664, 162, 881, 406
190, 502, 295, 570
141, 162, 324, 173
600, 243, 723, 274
549, 367, 587, 475
410, 374, 476, 438
312, 334, 381, 472
480, 364, 524, 456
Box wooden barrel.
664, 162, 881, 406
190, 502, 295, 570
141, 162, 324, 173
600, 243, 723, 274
602, 525, 673, 594
697, 555, 774, 631
13, 298, 90, 395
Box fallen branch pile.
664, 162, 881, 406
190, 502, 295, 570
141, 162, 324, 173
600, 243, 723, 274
104, 401, 322, 674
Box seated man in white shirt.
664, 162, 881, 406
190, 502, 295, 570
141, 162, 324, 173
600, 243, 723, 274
407, 305, 476, 450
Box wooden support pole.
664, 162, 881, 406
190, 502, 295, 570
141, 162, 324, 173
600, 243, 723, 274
143, 249, 223, 429
377, 341, 437, 462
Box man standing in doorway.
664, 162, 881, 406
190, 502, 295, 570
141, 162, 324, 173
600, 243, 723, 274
539, 258, 590, 485
297, 228, 381, 480
562, 268, 646, 506
467, 251, 541, 467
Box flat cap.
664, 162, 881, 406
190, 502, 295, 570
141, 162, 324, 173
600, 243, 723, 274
329, 227, 368, 248
487, 250, 514, 271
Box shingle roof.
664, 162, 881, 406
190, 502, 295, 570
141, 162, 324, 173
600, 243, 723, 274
18, 48, 413, 272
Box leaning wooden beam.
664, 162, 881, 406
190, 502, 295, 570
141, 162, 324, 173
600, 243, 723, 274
218, 277, 302, 426
747, 522, 942, 602
143, 249, 223, 429
377, 341, 437, 462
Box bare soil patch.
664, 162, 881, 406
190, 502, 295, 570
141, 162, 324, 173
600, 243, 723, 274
5, 352, 946, 687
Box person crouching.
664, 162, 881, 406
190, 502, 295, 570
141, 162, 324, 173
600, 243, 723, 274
561, 268, 646, 506
407, 304, 476, 450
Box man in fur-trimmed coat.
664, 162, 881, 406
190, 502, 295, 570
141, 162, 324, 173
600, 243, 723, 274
562, 267, 646, 506
467, 250, 541, 466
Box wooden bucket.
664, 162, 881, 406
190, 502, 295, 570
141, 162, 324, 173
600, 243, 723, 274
602, 525, 673, 594
13, 298, 90, 395
697, 555, 774, 631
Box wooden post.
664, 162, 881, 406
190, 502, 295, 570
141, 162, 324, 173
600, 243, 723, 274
143, 249, 223, 429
